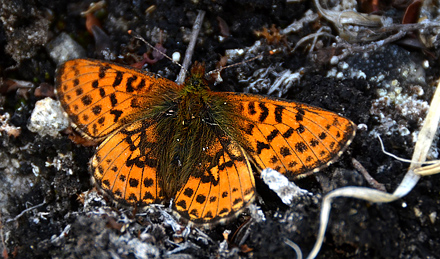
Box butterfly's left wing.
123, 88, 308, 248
217, 92, 356, 179
91, 119, 165, 206
173, 137, 255, 226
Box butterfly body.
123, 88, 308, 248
56, 59, 355, 226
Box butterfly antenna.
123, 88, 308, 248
128, 30, 184, 70
206, 48, 281, 80
176, 10, 206, 84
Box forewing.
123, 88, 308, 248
91, 119, 165, 205
219, 92, 356, 179
55, 58, 178, 140
173, 138, 255, 226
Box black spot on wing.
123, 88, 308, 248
184, 188, 194, 198
274, 105, 284, 123
266, 129, 279, 142
196, 194, 206, 204
99, 88, 105, 97
81, 95, 92, 105
256, 141, 270, 154
114, 189, 122, 197
295, 142, 308, 153
102, 180, 110, 188
283, 128, 294, 138
248, 102, 256, 115
113, 71, 123, 87
177, 200, 187, 209
110, 109, 123, 122
126, 75, 137, 92
244, 123, 254, 135
130, 98, 140, 108
258, 103, 269, 122
233, 198, 243, 206
144, 178, 154, 187
99, 65, 111, 78
92, 80, 99, 88
137, 79, 146, 90
280, 146, 291, 157
310, 139, 319, 147
189, 209, 199, 217
219, 208, 229, 215
92, 105, 102, 115
129, 178, 139, 187
295, 108, 305, 121
73, 67, 80, 77
110, 93, 118, 107
143, 191, 154, 200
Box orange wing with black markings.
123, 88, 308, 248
173, 139, 255, 225
55, 59, 179, 140
91, 119, 165, 205
218, 92, 356, 179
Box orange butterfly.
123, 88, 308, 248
56, 59, 355, 226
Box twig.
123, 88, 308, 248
335, 30, 407, 61
6, 201, 46, 223
352, 158, 386, 192
129, 30, 182, 69
176, 10, 205, 84
206, 54, 265, 78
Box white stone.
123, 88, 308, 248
261, 168, 311, 206
27, 97, 70, 137
172, 52, 181, 62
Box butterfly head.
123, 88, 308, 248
181, 62, 210, 94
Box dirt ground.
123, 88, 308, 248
1, 0, 440, 258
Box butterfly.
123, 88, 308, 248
55, 58, 356, 226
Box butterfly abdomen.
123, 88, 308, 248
158, 90, 230, 195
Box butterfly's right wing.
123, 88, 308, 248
217, 92, 356, 179
56, 59, 180, 141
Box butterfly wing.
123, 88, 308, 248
91, 119, 165, 205
173, 137, 255, 225
217, 92, 356, 179
55, 59, 179, 141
